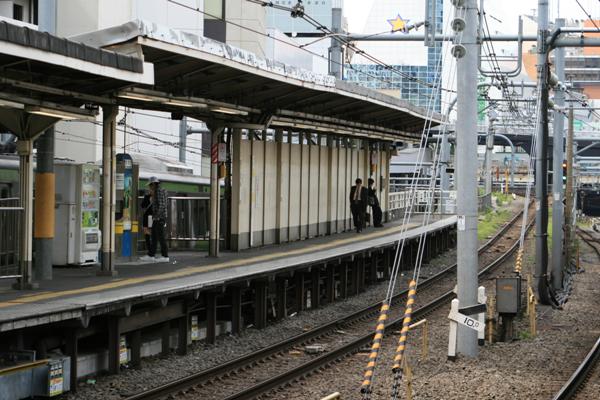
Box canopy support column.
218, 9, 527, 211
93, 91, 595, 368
99, 106, 118, 276
209, 126, 225, 257
15, 139, 37, 289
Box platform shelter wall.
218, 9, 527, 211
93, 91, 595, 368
231, 131, 391, 251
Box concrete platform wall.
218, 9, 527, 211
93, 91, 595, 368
231, 131, 391, 250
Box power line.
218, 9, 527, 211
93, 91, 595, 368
167, 0, 455, 94
575, 0, 600, 32
252, 0, 455, 93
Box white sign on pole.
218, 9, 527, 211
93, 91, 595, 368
457, 215, 466, 231
448, 310, 485, 333
218, 143, 227, 162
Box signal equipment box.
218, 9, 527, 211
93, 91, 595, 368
496, 277, 521, 314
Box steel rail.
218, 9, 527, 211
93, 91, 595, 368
551, 229, 600, 399
124, 208, 529, 400
576, 229, 600, 259
222, 218, 535, 400
552, 335, 600, 400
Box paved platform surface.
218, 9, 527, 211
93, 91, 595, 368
0, 215, 456, 331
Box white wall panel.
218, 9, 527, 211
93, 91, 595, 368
318, 141, 329, 235
264, 141, 278, 244
300, 139, 310, 238
250, 138, 264, 246
328, 146, 338, 234
337, 147, 347, 232
277, 141, 290, 243
230, 136, 393, 250
289, 143, 301, 241
233, 137, 252, 250
308, 142, 319, 237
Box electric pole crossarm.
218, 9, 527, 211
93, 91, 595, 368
345, 34, 537, 42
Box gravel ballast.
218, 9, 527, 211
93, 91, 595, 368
279, 230, 600, 400
64, 247, 458, 399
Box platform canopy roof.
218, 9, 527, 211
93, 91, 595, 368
0, 21, 153, 139
73, 20, 443, 142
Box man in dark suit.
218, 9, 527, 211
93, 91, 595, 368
368, 178, 384, 228
350, 178, 368, 233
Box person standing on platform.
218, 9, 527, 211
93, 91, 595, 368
368, 178, 384, 228
147, 176, 169, 262
350, 178, 368, 233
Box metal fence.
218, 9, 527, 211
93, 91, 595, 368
0, 198, 21, 279
388, 190, 457, 220
167, 196, 210, 241
138, 196, 212, 251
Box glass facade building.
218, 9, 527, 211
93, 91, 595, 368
345, 0, 444, 112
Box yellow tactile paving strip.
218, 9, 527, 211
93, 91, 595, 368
0, 222, 423, 309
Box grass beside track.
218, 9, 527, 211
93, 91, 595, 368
478, 208, 512, 241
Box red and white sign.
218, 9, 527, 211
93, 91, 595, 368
211, 143, 218, 164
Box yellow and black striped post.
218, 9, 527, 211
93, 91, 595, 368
392, 280, 417, 373
514, 247, 523, 274
360, 301, 390, 396
390, 280, 417, 398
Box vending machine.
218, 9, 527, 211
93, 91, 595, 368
53, 163, 102, 265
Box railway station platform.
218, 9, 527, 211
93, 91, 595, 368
0, 215, 455, 331
0, 215, 455, 391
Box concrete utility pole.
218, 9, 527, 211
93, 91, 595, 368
179, 116, 188, 163
329, 6, 343, 79
535, 0, 551, 305
455, 0, 479, 357
551, 18, 565, 291
565, 106, 574, 264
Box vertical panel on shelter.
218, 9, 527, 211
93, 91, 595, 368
277, 139, 290, 243
252, 137, 265, 247
381, 149, 389, 217
300, 136, 310, 239
263, 140, 277, 245
232, 135, 251, 250
337, 145, 346, 232
289, 142, 301, 241
318, 138, 329, 236
308, 138, 319, 238
328, 144, 338, 235
349, 145, 357, 229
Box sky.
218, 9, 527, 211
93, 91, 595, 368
344, 0, 600, 44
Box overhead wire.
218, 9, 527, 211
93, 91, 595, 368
358, 5, 459, 398
241, 0, 456, 94
390, 10, 462, 400
575, 0, 600, 31
167, 0, 453, 95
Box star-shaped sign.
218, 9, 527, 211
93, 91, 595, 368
388, 14, 409, 33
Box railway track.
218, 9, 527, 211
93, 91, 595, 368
124, 209, 532, 400
576, 228, 600, 259
551, 335, 600, 400
551, 229, 600, 400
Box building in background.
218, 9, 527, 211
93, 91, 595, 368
345, 0, 444, 112
265, 0, 336, 74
